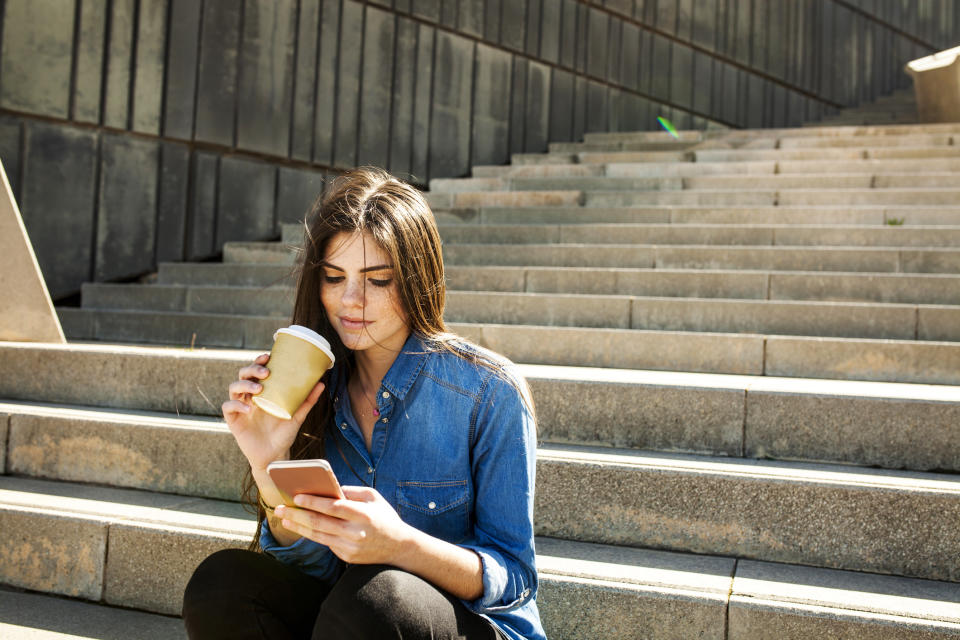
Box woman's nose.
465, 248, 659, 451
341, 278, 365, 307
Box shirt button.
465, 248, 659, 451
521, 588, 531, 598
381, 417, 388, 423
382, 391, 390, 399
340, 422, 347, 430
367, 466, 373, 474
427, 501, 436, 510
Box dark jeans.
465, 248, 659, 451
182, 549, 508, 640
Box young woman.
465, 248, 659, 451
182, 168, 545, 640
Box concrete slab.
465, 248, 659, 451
446, 291, 632, 329
157, 263, 295, 287
586, 190, 776, 207
0, 589, 186, 639
769, 272, 960, 305
443, 244, 656, 268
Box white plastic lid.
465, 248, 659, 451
274, 325, 336, 363
907, 45, 960, 72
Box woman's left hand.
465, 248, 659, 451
275, 486, 416, 565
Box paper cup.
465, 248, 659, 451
252, 325, 335, 420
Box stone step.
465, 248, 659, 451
51, 311, 960, 384
5, 343, 959, 471
442, 243, 960, 273
157, 262, 295, 287
689, 147, 960, 163
435, 173, 960, 193
434, 206, 960, 226
432, 224, 960, 248
471, 157, 960, 179
444, 266, 960, 305
563, 133, 954, 154
0, 589, 187, 639
777, 133, 952, 148
584, 188, 960, 207
582, 122, 960, 144
425, 189, 583, 209
77, 283, 960, 342
3, 476, 956, 639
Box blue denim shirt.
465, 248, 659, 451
260, 333, 546, 640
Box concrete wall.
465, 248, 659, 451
0, 0, 955, 299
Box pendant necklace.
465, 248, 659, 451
354, 376, 380, 417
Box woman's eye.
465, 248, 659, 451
369, 278, 392, 288
323, 275, 344, 284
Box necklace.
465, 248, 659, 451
353, 376, 380, 417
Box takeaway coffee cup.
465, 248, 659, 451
252, 325, 335, 420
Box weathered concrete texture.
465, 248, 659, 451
6, 408, 246, 500
289, 0, 320, 161
729, 598, 960, 640
235, 0, 296, 156
195, 0, 242, 146
95, 135, 160, 281
411, 23, 435, 181
746, 392, 960, 472
0, 0, 73, 118
73, 0, 107, 124
918, 306, 960, 341
358, 7, 396, 168
156, 142, 190, 263
104, 523, 248, 615
0, 342, 250, 417
0, 589, 187, 639
20, 122, 98, 299
457, 324, 765, 374
531, 376, 743, 454
446, 291, 632, 329
73, 308, 276, 349
539, 575, 727, 640
525, 268, 768, 299
0, 413, 7, 474
187, 152, 218, 260
765, 336, 960, 385
312, 0, 340, 166
0, 507, 106, 600
103, 0, 136, 129
535, 446, 960, 582
390, 17, 418, 177
276, 166, 325, 229
333, 0, 363, 168
131, 0, 168, 134
158, 263, 295, 288
443, 244, 654, 268
163, 0, 202, 139
654, 246, 901, 273
431, 31, 475, 177
0, 117, 21, 199
445, 265, 525, 292
472, 44, 512, 167
902, 249, 960, 275
223, 241, 296, 264
216, 156, 276, 250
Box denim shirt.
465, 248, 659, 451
260, 333, 546, 640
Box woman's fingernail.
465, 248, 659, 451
293, 495, 305, 506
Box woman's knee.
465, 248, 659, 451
320, 565, 421, 623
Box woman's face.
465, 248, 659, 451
320, 231, 410, 355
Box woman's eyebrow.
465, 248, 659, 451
320, 261, 393, 273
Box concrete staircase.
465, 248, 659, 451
807, 88, 919, 127
3, 122, 960, 638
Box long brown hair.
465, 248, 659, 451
243, 167, 534, 549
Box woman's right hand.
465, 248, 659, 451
222, 353, 326, 471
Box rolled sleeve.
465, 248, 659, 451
259, 519, 343, 585
458, 369, 539, 614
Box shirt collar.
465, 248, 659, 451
328, 332, 431, 402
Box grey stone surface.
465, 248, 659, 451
0, 589, 187, 639
195, 0, 241, 146
187, 286, 294, 317
0, 508, 106, 600
443, 244, 654, 268
333, 0, 363, 168
157, 263, 295, 287
95, 135, 160, 281
769, 272, 960, 305
535, 445, 960, 582
653, 246, 900, 273
276, 166, 325, 229
471, 45, 511, 167
7, 408, 246, 501
917, 306, 960, 342
0, 0, 73, 118
82, 283, 187, 312
446, 291, 632, 329
0, 117, 21, 200
457, 323, 764, 374
431, 32, 474, 177
131, 0, 167, 135
216, 156, 276, 250
312, 0, 340, 166
765, 336, 960, 385
103, 0, 136, 129
0, 413, 7, 473
104, 523, 247, 615
73, 0, 107, 124
187, 152, 218, 260
156, 142, 190, 264
163, 0, 202, 139
532, 377, 743, 454
411, 23, 435, 182
746, 391, 960, 471
389, 17, 418, 178
358, 6, 395, 168
236, 0, 297, 156
20, 122, 98, 299
902, 249, 960, 275
290, 0, 320, 161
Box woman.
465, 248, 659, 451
182, 168, 545, 640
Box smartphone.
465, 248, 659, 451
266, 458, 344, 507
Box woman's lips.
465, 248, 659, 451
340, 317, 372, 330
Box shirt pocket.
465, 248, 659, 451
396, 480, 471, 543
